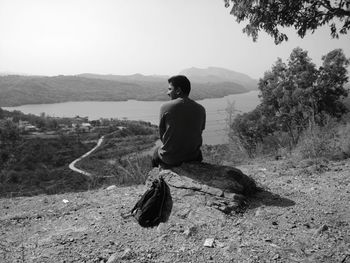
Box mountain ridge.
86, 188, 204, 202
0, 67, 257, 107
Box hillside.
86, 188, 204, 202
0, 158, 349, 262
179, 67, 258, 91
0, 69, 252, 107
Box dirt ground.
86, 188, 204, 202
1, 158, 349, 263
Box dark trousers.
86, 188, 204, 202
151, 146, 203, 168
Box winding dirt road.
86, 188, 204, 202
68, 136, 105, 177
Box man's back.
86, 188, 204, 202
158, 97, 206, 165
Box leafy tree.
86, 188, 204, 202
259, 48, 348, 140
0, 120, 20, 146
231, 105, 275, 156
223, 0, 350, 44
231, 48, 349, 153
315, 49, 350, 119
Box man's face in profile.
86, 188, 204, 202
167, 83, 180, 100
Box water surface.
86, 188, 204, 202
4, 91, 260, 145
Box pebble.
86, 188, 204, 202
315, 224, 328, 235
106, 253, 118, 263
204, 238, 215, 248
106, 185, 117, 191
184, 226, 196, 237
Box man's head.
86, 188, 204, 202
167, 75, 191, 100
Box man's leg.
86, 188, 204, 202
151, 146, 162, 167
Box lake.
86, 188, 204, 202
4, 90, 261, 145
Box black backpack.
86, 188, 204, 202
131, 177, 173, 228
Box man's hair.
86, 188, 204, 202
168, 75, 191, 96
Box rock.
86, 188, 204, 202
147, 162, 257, 196
144, 163, 257, 223
106, 253, 118, 263
121, 248, 132, 260
204, 238, 215, 248
315, 224, 328, 235
106, 185, 117, 191
157, 222, 169, 234
183, 226, 197, 237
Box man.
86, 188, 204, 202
152, 75, 206, 167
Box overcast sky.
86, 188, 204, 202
1, 0, 349, 79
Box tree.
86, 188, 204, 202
231, 105, 275, 156
223, 0, 350, 44
0, 120, 20, 147
315, 49, 350, 119
258, 48, 348, 141
231, 48, 349, 153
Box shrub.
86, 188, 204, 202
294, 120, 350, 160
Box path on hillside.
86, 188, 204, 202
68, 136, 105, 177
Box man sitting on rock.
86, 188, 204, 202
152, 75, 206, 168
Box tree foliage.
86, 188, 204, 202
224, 0, 350, 44
231, 48, 349, 153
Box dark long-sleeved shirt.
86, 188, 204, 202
158, 97, 206, 165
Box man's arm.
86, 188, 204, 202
159, 105, 166, 142
202, 107, 206, 131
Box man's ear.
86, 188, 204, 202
175, 87, 182, 95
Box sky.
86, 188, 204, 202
0, 0, 349, 79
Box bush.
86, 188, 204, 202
294, 120, 350, 160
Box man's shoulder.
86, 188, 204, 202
160, 99, 178, 112
160, 98, 205, 113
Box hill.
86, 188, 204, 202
0, 158, 349, 262
0, 68, 255, 107
179, 67, 258, 91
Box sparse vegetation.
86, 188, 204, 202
226, 48, 350, 162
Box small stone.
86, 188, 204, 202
255, 207, 264, 216
106, 253, 118, 263
121, 248, 132, 259
303, 223, 311, 228
315, 224, 328, 235
184, 226, 196, 237
157, 234, 168, 242
106, 185, 117, 191
272, 221, 278, 226
272, 253, 280, 260
157, 223, 168, 233
204, 238, 215, 248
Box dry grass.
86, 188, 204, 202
293, 121, 350, 160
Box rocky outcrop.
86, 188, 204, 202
146, 162, 258, 219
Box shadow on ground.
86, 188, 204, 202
248, 189, 296, 209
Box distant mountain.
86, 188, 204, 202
0, 73, 248, 107
179, 67, 258, 91
78, 73, 168, 83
